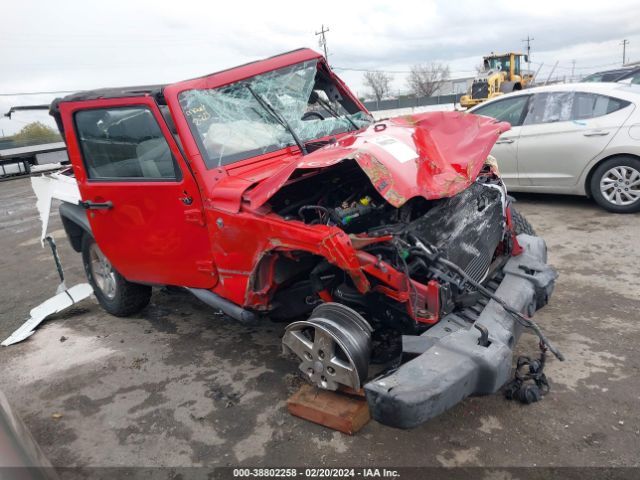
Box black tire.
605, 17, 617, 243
511, 206, 536, 236
81, 234, 151, 316
590, 156, 640, 213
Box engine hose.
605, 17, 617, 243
392, 240, 419, 317
298, 205, 331, 223
309, 260, 332, 294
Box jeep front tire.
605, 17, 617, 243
511, 206, 536, 236
81, 234, 151, 316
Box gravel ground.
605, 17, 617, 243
0, 176, 639, 472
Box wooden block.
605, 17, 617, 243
287, 384, 370, 434
338, 385, 366, 398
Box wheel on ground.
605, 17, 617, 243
511, 206, 536, 235
282, 303, 372, 391
590, 156, 640, 213
81, 234, 151, 316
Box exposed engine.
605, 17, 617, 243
272, 160, 514, 391
269, 160, 509, 311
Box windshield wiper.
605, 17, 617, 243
245, 84, 308, 155
312, 92, 360, 131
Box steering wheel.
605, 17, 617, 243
302, 111, 325, 121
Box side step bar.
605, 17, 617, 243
187, 288, 257, 324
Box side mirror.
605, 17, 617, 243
524, 55, 529, 63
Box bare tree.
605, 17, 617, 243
363, 71, 393, 103
406, 63, 450, 98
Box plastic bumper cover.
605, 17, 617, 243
364, 234, 557, 429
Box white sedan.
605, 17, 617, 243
469, 82, 640, 213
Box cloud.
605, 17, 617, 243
1, 0, 639, 133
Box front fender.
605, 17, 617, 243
59, 202, 92, 252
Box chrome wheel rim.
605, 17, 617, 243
283, 322, 359, 390
282, 303, 372, 391
600, 166, 640, 206
89, 243, 117, 299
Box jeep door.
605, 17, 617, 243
60, 97, 215, 288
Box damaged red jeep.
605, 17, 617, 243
48, 49, 559, 428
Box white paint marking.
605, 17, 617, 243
365, 135, 418, 163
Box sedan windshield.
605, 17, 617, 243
179, 60, 372, 168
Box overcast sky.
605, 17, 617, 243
2, 0, 640, 135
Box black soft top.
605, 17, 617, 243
49, 84, 166, 135
53, 84, 166, 104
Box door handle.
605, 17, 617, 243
180, 190, 193, 206
583, 130, 609, 137
496, 138, 514, 144
80, 200, 113, 210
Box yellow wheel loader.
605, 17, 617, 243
460, 53, 534, 108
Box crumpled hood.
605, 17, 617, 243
244, 111, 510, 209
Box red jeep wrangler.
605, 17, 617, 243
49, 49, 557, 428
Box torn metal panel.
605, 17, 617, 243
2, 172, 91, 347
244, 111, 511, 210
2, 283, 93, 347
31, 170, 81, 245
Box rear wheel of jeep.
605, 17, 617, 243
81, 234, 151, 316
511, 207, 536, 236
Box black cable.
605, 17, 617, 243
408, 235, 564, 361
437, 256, 564, 361
504, 345, 550, 404
392, 240, 420, 320
298, 205, 331, 224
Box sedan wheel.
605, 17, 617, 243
599, 166, 640, 207
591, 157, 640, 213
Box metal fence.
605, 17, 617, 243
363, 93, 464, 112
0, 137, 61, 150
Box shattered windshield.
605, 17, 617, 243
179, 60, 372, 168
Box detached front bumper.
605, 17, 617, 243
364, 234, 557, 429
